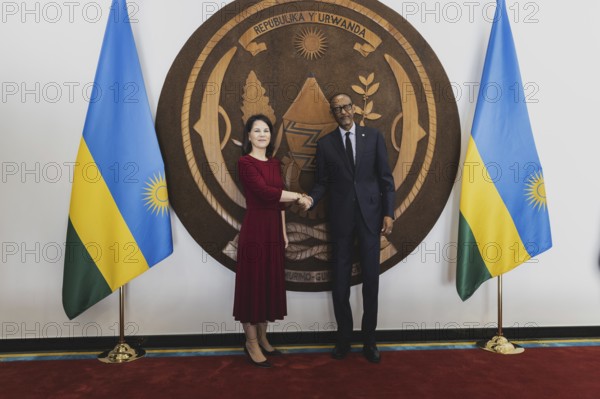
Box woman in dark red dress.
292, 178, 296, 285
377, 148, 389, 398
234, 114, 305, 368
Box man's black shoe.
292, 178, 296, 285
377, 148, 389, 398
331, 343, 351, 360
362, 344, 381, 364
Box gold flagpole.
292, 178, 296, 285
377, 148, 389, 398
98, 285, 145, 363
477, 275, 524, 355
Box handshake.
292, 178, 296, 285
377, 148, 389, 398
295, 193, 313, 211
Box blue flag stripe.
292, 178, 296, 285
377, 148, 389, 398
470, 0, 551, 257
81, 0, 172, 266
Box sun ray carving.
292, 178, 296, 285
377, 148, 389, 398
525, 171, 547, 211
294, 28, 328, 60
143, 173, 170, 216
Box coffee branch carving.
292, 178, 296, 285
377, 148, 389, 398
352, 73, 382, 126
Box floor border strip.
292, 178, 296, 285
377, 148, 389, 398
2, 338, 600, 362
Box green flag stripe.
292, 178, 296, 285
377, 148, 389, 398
62, 219, 112, 319
456, 212, 492, 301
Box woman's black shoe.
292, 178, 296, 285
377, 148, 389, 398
259, 344, 283, 356
244, 346, 272, 368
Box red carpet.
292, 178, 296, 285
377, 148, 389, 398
1, 347, 599, 398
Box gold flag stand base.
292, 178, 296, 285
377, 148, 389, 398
98, 342, 145, 364
477, 335, 524, 355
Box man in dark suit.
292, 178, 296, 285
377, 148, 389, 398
301, 93, 395, 363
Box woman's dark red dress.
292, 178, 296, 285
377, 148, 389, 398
233, 155, 287, 323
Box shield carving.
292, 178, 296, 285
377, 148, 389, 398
156, 0, 461, 291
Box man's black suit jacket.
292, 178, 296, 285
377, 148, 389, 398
310, 125, 395, 237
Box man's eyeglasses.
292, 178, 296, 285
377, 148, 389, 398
331, 103, 353, 115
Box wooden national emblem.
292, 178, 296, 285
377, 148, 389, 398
156, 0, 461, 291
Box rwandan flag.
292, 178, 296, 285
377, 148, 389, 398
456, 0, 552, 301
63, 0, 173, 319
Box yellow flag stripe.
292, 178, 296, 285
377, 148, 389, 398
459, 137, 530, 276
69, 138, 149, 290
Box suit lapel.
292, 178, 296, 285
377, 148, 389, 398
354, 125, 365, 173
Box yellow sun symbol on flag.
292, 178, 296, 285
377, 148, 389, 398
143, 173, 169, 216
525, 171, 547, 211
294, 28, 328, 60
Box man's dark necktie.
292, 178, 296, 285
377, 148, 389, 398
345, 131, 355, 173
